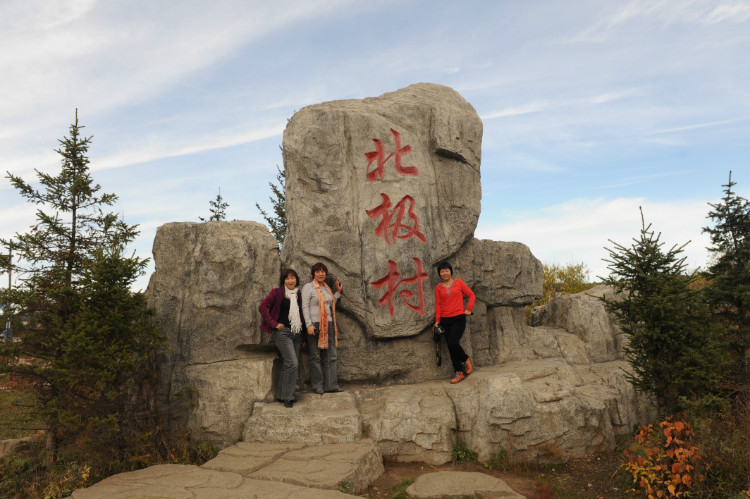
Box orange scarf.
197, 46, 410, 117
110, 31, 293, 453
313, 280, 338, 349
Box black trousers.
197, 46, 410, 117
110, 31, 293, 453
439, 314, 468, 372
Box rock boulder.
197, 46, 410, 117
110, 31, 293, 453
281, 83, 485, 340
146, 221, 281, 436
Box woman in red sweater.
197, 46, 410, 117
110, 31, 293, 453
434, 261, 476, 383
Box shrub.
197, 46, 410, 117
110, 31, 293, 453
688, 399, 750, 496
451, 439, 478, 464
622, 414, 704, 498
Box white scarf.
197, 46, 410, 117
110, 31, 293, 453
285, 287, 303, 334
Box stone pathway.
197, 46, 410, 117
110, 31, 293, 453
72, 440, 382, 498
407, 471, 526, 498
69, 439, 526, 498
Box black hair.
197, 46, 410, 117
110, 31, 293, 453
310, 262, 328, 278
280, 268, 300, 287
436, 261, 453, 275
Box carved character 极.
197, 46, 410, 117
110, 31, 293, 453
366, 193, 427, 245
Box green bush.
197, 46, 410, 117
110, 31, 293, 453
451, 439, 478, 464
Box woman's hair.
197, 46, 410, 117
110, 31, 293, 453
310, 262, 328, 278
436, 261, 453, 275
280, 268, 300, 287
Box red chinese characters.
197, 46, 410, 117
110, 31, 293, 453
364, 128, 418, 182
365, 193, 427, 245
370, 258, 429, 317
365, 128, 428, 317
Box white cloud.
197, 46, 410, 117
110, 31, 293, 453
93, 123, 285, 171
481, 100, 548, 120
569, 0, 750, 43
0, 0, 354, 123
476, 197, 713, 280
644, 118, 745, 135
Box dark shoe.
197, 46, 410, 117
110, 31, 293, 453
313, 388, 324, 395
450, 371, 465, 384
324, 388, 345, 393
277, 397, 298, 403
283, 400, 293, 408
462, 357, 473, 376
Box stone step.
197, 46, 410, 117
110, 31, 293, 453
243, 391, 362, 445
240, 360, 651, 465
203, 439, 384, 495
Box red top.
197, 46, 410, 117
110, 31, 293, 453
434, 279, 475, 323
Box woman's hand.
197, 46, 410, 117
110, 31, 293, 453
464, 309, 472, 315
307, 325, 316, 336
335, 279, 343, 293
275, 323, 284, 330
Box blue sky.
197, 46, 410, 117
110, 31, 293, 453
1, 0, 748, 291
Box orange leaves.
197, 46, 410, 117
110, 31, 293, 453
621, 414, 704, 498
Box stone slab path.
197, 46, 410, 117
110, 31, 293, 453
71, 440, 382, 498
70, 440, 526, 498
407, 471, 526, 498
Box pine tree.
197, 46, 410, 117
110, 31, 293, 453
199, 188, 229, 221
601, 208, 726, 414
703, 171, 750, 403
0, 111, 163, 461
255, 164, 287, 245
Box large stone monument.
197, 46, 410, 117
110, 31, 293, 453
281, 83, 542, 382
146, 83, 650, 460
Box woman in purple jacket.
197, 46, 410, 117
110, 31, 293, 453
259, 269, 305, 408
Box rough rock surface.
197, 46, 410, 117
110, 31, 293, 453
359, 360, 646, 464
204, 440, 383, 495
237, 360, 648, 465
184, 355, 275, 445
406, 471, 526, 499
243, 391, 362, 445
529, 285, 627, 362
146, 221, 281, 438
280, 82, 486, 340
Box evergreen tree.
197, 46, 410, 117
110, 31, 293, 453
0, 111, 164, 461
601, 208, 726, 414
703, 171, 750, 403
255, 164, 287, 245
199, 188, 229, 221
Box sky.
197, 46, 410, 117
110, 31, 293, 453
1, 0, 748, 291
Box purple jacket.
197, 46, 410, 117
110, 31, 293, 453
259, 286, 305, 335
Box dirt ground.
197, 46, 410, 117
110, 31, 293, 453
363, 453, 634, 499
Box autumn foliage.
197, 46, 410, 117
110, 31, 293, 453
622, 414, 704, 498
